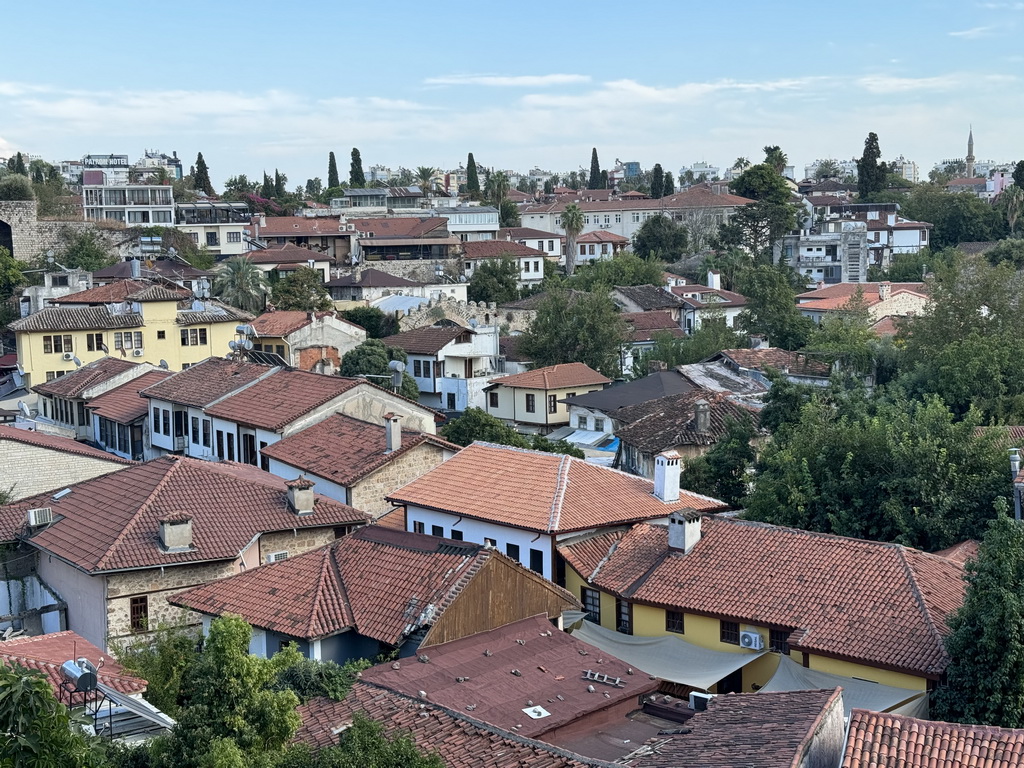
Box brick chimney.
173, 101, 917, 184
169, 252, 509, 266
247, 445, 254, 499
286, 476, 315, 516
694, 400, 711, 433
653, 450, 681, 503
384, 412, 402, 453
160, 516, 192, 551
668, 509, 702, 553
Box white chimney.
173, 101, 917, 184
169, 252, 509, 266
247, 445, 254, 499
160, 517, 192, 551
706, 269, 721, 291
653, 451, 681, 503
1011, 448, 1021, 479
878, 282, 891, 302
286, 476, 315, 516
668, 509, 702, 553
384, 412, 402, 453
694, 400, 711, 433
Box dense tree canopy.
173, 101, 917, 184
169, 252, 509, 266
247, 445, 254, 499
193, 152, 214, 196
349, 148, 365, 187
588, 148, 602, 189
0, 174, 34, 201
900, 186, 1007, 248
568, 252, 666, 291
327, 152, 340, 189
213, 256, 268, 313
856, 132, 885, 201
339, 338, 419, 400
729, 164, 790, 204
679, 415, 757, 506
270, 267, 333, 312
560, 203, 584, 277
467, 256, 521, 304
631, 215, 688, 261
466, 152, 480, 197
734, 265, 814, 350
440, 407, 584, 457
341, 306, 396, 338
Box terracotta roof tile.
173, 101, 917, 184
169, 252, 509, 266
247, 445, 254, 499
669, 285, 748, 309
50, 279, 189, 304
388, 442, 728, 535
796, 282, 926, 301
717, 348, 831, 377
622, 311, 683, 342
296, 682, 613, 766
85, 370, 174, 423
522, 187, 754, 215
204, 370, 362, 431
32, 357, 140, 398
379, 326, 467, 355
256, 217, 349, 237
7, 306, 145, 333
324, 269, 425, 288
843, 709, 1024, 768
139, 357, 274, 408
577, 230, 629, 244
93, 260, 212, 280
560, 518, 966, 676
462, 240, 546, 260
245, 243, 330, 264
351, 217, 448, 238
1, 456, 368, 572
497, 227, 565, 242
174, 299, 254, 326
250, 310, 360, 338
614, 391, 761, 453
489, 362, 610, 390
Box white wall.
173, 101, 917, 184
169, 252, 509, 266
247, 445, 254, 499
36, 555, 107, 650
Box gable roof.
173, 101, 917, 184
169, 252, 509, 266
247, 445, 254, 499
716, 348, 832, 378
561, 371, 695, 412
669, 285, 748, 309
139, 357, 275, 407
796, 282, 926, 302
295, 682, 614, 767
351, 217, 448, 238
173, 527, 505, 644
612, 284, 685, 311
634, 688, 843, 768
523, 187, 754, 215
497, 226, 565, 242
462, 240, 546, 260
245, 242, 330, 264
489, 362, 610, 390
360, 614, 659, 739
250, 310, 360, 338
204, 370, 363, 431
324, 269, 424, 288
85, 370, 174, 423
256, 216, 349, 238
259, 413, 459, 486
8, 306, 145, 333
577, 230, 629, 244
2, 456, 368, 572
49, 279, 190, 305
32, 357, 140, 398
379, 325, 468, 355
622, 310, 684, 342
388, 442, 729, 535
93, 260, 212, 281
559, 518, 965, 677
614, 390, 761, 453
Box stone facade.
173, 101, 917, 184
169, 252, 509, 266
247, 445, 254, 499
0, 439, 131, 501
258, 528, 338, 562
0, 200, 117, 261
350, 442, 453, 518
344, 258, 461, 284
396, 294, 536, 334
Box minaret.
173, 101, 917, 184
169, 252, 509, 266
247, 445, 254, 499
966, 126, 976, 179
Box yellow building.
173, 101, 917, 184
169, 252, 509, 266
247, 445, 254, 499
10, 279, 251, 390
484, 362, 610, 434
558, 514, 965, 698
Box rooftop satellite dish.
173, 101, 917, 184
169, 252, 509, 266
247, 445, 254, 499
159, 359, 169, 370
468, 318, 478, 329
99, 343, 109, 354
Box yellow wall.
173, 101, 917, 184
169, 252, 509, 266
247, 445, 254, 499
16, 300, 241, 389
808, 653, 927, 691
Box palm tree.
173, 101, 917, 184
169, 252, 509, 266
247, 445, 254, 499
415, 166, 437, 194
213, 256, 268, 314
560, 203, 585, 277
488, 171, 510, 207
732, 157, 751, 172
763, 146, 788, 176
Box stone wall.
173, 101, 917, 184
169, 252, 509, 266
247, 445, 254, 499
396, 294, 536, 333
0, 200, 122, 261
350, 442, 450, 518
258, 528, 337, 562
0, 439, 131, 501
344, 258, 461, 283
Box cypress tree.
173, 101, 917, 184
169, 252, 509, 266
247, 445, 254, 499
856, 132, 884, 201
466, 153, 480, 197
663, 171, 675, 196
14, 152, 27, 176
193, 152, 214, 196
588, 148, 602, 189
349, 148, 366, 187
327, 152, 340, 189
650, 164, 664, 199
274, 169, 285, 197
261, 172, 274, 199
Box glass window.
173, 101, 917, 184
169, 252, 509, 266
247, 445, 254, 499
227, 231, 242, 243
529, 548, 544, 574
548, 394, 557, 414
720, 620, 740, 645
525, 394, 536, 413
431, 525, 444, 537
226, 433, 235, 461
577, 415, 587, 428
582, 588, 601, 623
770, 629, 790, 655
191, 416, 199, 444
506, 543, 520, 561
129, 596, 148, 633
594, 418, 605, 431
413, 521, 425, 534
202, 419, 211, 448
666, 610, 685, 634
488, 391, 499, 408
161, 409, 170, 436
616, 599, 632, 635
449, 529, 463, 541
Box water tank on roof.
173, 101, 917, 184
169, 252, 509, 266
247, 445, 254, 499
60, 658, 98, 692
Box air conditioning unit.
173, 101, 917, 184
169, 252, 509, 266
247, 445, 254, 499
27, 507, 54, 527
62, 352, 74, 361
740, 630, 764, 650
689, 692, 715, 712
132, 348, 144, 357
266, 551, 288, 564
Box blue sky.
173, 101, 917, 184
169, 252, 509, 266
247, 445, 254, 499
1, 1, 1020, 186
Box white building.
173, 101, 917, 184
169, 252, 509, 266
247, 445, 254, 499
83, 184, 174, 225
435, 205, 499, 241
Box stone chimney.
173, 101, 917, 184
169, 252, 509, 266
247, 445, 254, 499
653, 451, 681, 503
160, 516, 192, 551
668, 509, 702, 553
648, 359, 668, 375
384, 412, 402, 453
694, 400, 711, 433
878, 282, 891, 301
286, 476, 315, 516
706, 269, 721, 291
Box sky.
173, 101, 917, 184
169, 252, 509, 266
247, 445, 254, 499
1, 1, 1021, 187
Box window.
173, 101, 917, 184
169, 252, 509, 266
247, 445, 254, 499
506, 543, 520, 560
446, 392, 456, 410
413, 521, 425, 534
584, 216, 590, 225
431, 525, 444, 537
594, 418, 605, 431
191, 416, 200, 444
523, 261, 531, 273
582, 588, 601, 623
579, 244, 586, 255
488, 391, 499, 408
525, 394, 536, 413
206, 232, 220, 247
215, 430, 224, 459
51, 274, 69, 287
275, 345, 285, 357
588, 244, 596, 255
152, 407, 161, 435
632, 212, 641, 223
720, 620, 740, 645
114, 331, 142, 350
529, 548, 544, 574
604, 215, 611, 224
161, 409, 170, 436
548, 394, 557, 414
42, 335, 72, 354
449, 529, 463, 541
615, 214, 622, 224
202, 419, 211, 448
616, 599, 633, 635
226, 433, 235, 462
129, 596, 148, 633
548, 240, 554, 251
227, 231, 242, 243
577, 415, 588, 429
413, 359, 422, 377
86, 333, 104, 352
666, 610, 685, 634
484, 537, 497, 547
157, 330, 166, 340
180, 328, 208, 346
189, 232, 199, 243
770, 629, 790, 655
601, 244, 609, 254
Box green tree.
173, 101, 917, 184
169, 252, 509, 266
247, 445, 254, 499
0, 246, 25, 301
631, 314, 742, 374
729, 164, 791, 204
349, 148, 366, 187
304, 178, 323, 199
985, 238, 1024, 270
222, 174, 259, 200
757, 370, 816, 436
732, 157, 751, 172
274, 656, 371, 703
588, 148, 602, 189
803, 288, 876, 373
112, 625, 201, 718
568, 251, 666, 291
663, 171, 675, 196
277, 713, 444, 768
855, 132, 885, 200
466, 152, 480, 198
467, 256, 520, 304
1004, 186, 1024, 236
193, 152, 214, 196
486, 171, 510, 207
763, 145, 788, 175
0, 174, 34, 201
679, 415, 757, 506
0, 664, 107, 768
213, 256, 268, 313
440, 407, 530, 448
529, 434, 585, 458
327, 152, 340, 189
632, 215, 688, 261
517, 283, 626, 375
650, 164, 664, 199
933, 508, 1024, 727
560, 203, 584, 276
734, 264, 814, 350
59, 229, 117, 272
728, 201, 798, 261
274, 169, 287, 198
1013, 160, 1024, 190
415, 166, 436, 194
498, 198, 520, 228
902, 185, 1007, 249
339, 339, 418, 399
815, 159, 841, 180
270, 267, 333, 312
341, 306, 396, 338
13, 152, 27, 176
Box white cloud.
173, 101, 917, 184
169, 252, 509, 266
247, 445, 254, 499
423, 73, 591, 87
949, 25, 994, 37
856, 74, 964, 93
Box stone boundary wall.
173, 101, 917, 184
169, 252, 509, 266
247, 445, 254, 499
396, 294, 536, 333
0, 200, 123, 261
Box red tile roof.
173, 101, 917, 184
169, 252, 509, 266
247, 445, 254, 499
204, 370, 362, 431
934, 539, 980, 565
85, 370, 173, 423
360, 614, 659, 739
257, 216, 349, 237
622, 311, 682, 342
560, 518, 965, 677
577, 230, 629, 244
324, 268, 425, 288
245, 243, 331, 264
139, 357, 275, 408
50, 279, 189, 304
462, 240, 546, 260
93, 260, 212, 281
613, 391, 761, 453
32, 357, 140, 398
613, 285, 686, 311
379, 325, 468, 355
843, 709, 1024, 768
634, 688, 843, 768
523, 187, 754, 216
497, 227, 565, 242
8, 306, 146, 333
0, 631, 146, 701
796, 282, 926, 301
173, 527, 503, 643
259, 413, 458, 486
0, 425, 132, 467
295, 682, 611, 766
388, 442, 729, 535
250, 310, 361, 338
351, 217, 448, 238
489, 362, 610, 390
717, 348, 831, 377
669, 285, 748, 309
2, 456, 368, 572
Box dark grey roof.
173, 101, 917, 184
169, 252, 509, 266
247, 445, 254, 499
325, 269, 424, 288
8, 307, 144, 333
612, 284, 685, 311
175, 301, 253, 326
561, 371, 695, 412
